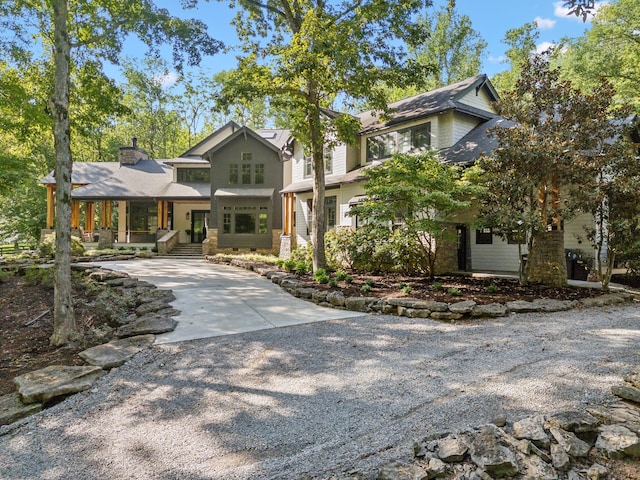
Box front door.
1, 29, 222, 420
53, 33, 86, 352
191, 210, 209, 243
456, 225, 467, 271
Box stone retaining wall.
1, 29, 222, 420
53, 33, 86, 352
205, 255, 635, 321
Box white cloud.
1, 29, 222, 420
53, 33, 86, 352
154, 71, 179, 87
534, 16, 556, 29
553, 1, 609, 22
536, 41, 556, 54
488, 55, 507, 64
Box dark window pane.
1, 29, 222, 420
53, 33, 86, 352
242, 163, 252, 184
255, 163, 265, 184
229, 164, 238, 184
476, 228, 493, 245
235, 213, 256, 234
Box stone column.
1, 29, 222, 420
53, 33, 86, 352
526, 230, 567, 286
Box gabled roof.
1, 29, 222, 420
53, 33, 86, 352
40, 162, 121, 185
357, 74, 499, 134
255, 128, 291, 150
281, 166, 369, 194
180, 121, 242, 158
439, 116, 514, 165
204, 125, 285, 160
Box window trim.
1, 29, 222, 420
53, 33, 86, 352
366, 122, 432, 162
476, 227, 493, 245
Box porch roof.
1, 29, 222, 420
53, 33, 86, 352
214, 188, 274, 198
41, 162, 121, 185
280, 166, 369, 194
69, 160, 209, 201
439, 116, 513, 165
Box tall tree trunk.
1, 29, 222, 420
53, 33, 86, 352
50, 0, 76, 346
308, 90, 326, 271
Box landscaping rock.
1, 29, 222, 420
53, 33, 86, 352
505, 300, 541, 313
135, 300, 174, 316
326, 291, 346, 307
345, 296, 378, 312
14, 365, 106, 404
406, 308, 432, 319
586, 463, 609, 480
469, 426, 518, 478
377, 463, 429, 480
78, 335, 155, 369
0, 393, 42, 426
136, 290, 175, 305
579, 294, 626, 308
611, 384, 640, 404
430, 312, 462, 321
471, 303, 508, 318
520, 453, 557, 480
116, 316, 177, 338
279, 278, 301, 289
295, 288, 316, 300
549, 427, 591, 457
437, 435, 468, 463
513, 415, 550, 448
312, 290, 328, 303
546, 410, 600, 433
448, 300, 476, 314
587, 404, 640, 435
386, 298, 421, 307
624, 372, 640, 390
88, 269, 128, 282
550, 443, 571, 471
425, 457, 448, 478
532, 299, 575, 312
595, 424, 640, 459
412, 301, 449, 312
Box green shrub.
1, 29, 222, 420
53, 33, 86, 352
400, 282, 413, 294
344, 274, 353, 284
0, 269, 11, 283
295, 261, 310, 275
485, 284, 499, 294
275, 259, 285, 267
361, 283, 372, 293
433, 282, 443, 291
328, 279, 338, 288
289, 244, 313, 265
335, 269, 347, 281
39, 233, 85, 258
447, 287, 462, 296
313, 268, 330, 284
24, 266, 55, 288
283, 259, 296, 272
364, 279, 374, 287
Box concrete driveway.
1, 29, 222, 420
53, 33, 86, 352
96, 258, 361, 344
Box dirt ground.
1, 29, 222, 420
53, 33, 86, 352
0, 270, 121, 396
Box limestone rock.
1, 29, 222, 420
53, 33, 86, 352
78, 335, 155, 369
137, 290, 175, 305
0, 393, 42, 426
312, 290, 328, 303
88, 269, 128, 282
406, 308, 432, 319
550, 443, 571, 472
448, 300, 476, 314
471, 303, 508, 318
505, 300, 541, 313
430, 312, 462, 321
279, 278, 300, 289
549, 427, 591, 457
520, 453, 558, 480
532, 299, 575, 312
546, 410, 600, 434
14, 365, 106, 404
611, 384, 640, 404
135, 300, 174, 316
386, 298, 421, 307
426, 457, 447, 479
513, 415, 550, 448
116, 316, 177, 338
326, 291, 346, 307
587, 404, 640, 435
595, 424, 640, 459
469, 426, 519, 478
377, 463, 429, 480
586, 463, 609, 480
437, 435, 468, 463
345, 296, 378, 312
412, 301, 449, 312
624, 372, 640, 390
295, 288, 316, 299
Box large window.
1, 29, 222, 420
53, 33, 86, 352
221, 206, 269, 235
229, 164, 239, 184
177, 168, 210, 183
241, 163, 252, 184
255, 163, 265, 184
325, 196, 336, 231
366, 122, 431, 161
303, 148, 333, 178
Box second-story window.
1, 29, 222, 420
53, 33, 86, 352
177, 168, 210, 183
304, 148, 333, 178
242, 163, 252, 184
366, 122, 431, 162
304, 156, 313, 178
229, 164, 239, 184
255, 163, 265, 184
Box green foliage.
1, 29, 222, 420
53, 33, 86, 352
295, 262, 310, 275
360, 283, 372, 293
39, 233, 85, 258
485, 284, 499, 294
348, 151, 475, 277
364, 279, 374, 288
334, 269, 347, 282
399, 282, 413, 294
557, 0, 640, 112
24, 266, 55, 288
447, 287, 462, 296
490, 22, 540, 94
328, 278, 337, 288
0, 268, 11, 283
313, 268, 330, 284
433, 282, 443, 291
344, 274, 353, 284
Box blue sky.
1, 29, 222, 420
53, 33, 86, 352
147, 0, 602, 82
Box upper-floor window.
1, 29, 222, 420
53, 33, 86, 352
255, 163, 265, 184
229, 164, 239, 184
366, 122, 431, 162
241, 152, 253, 162
242, 163, 252, 184
177, 168, 210, 183
303, 148, 333, 178
231, 153, 264, 185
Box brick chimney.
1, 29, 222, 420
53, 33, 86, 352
119, 138, 149, 165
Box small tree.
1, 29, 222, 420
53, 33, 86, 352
348, 151, 475, 278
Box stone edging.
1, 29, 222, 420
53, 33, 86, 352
205, 256, 637, 320
0, 265, 179, 427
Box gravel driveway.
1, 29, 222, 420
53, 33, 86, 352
1, 305, 639, 479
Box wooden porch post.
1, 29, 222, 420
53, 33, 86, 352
163, 201, 169, 230
71, 200, 81, 229
84, 202, 94, 233
284, 193, 294, 235
157, 200, 164, 230
46, 185, 55, 229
